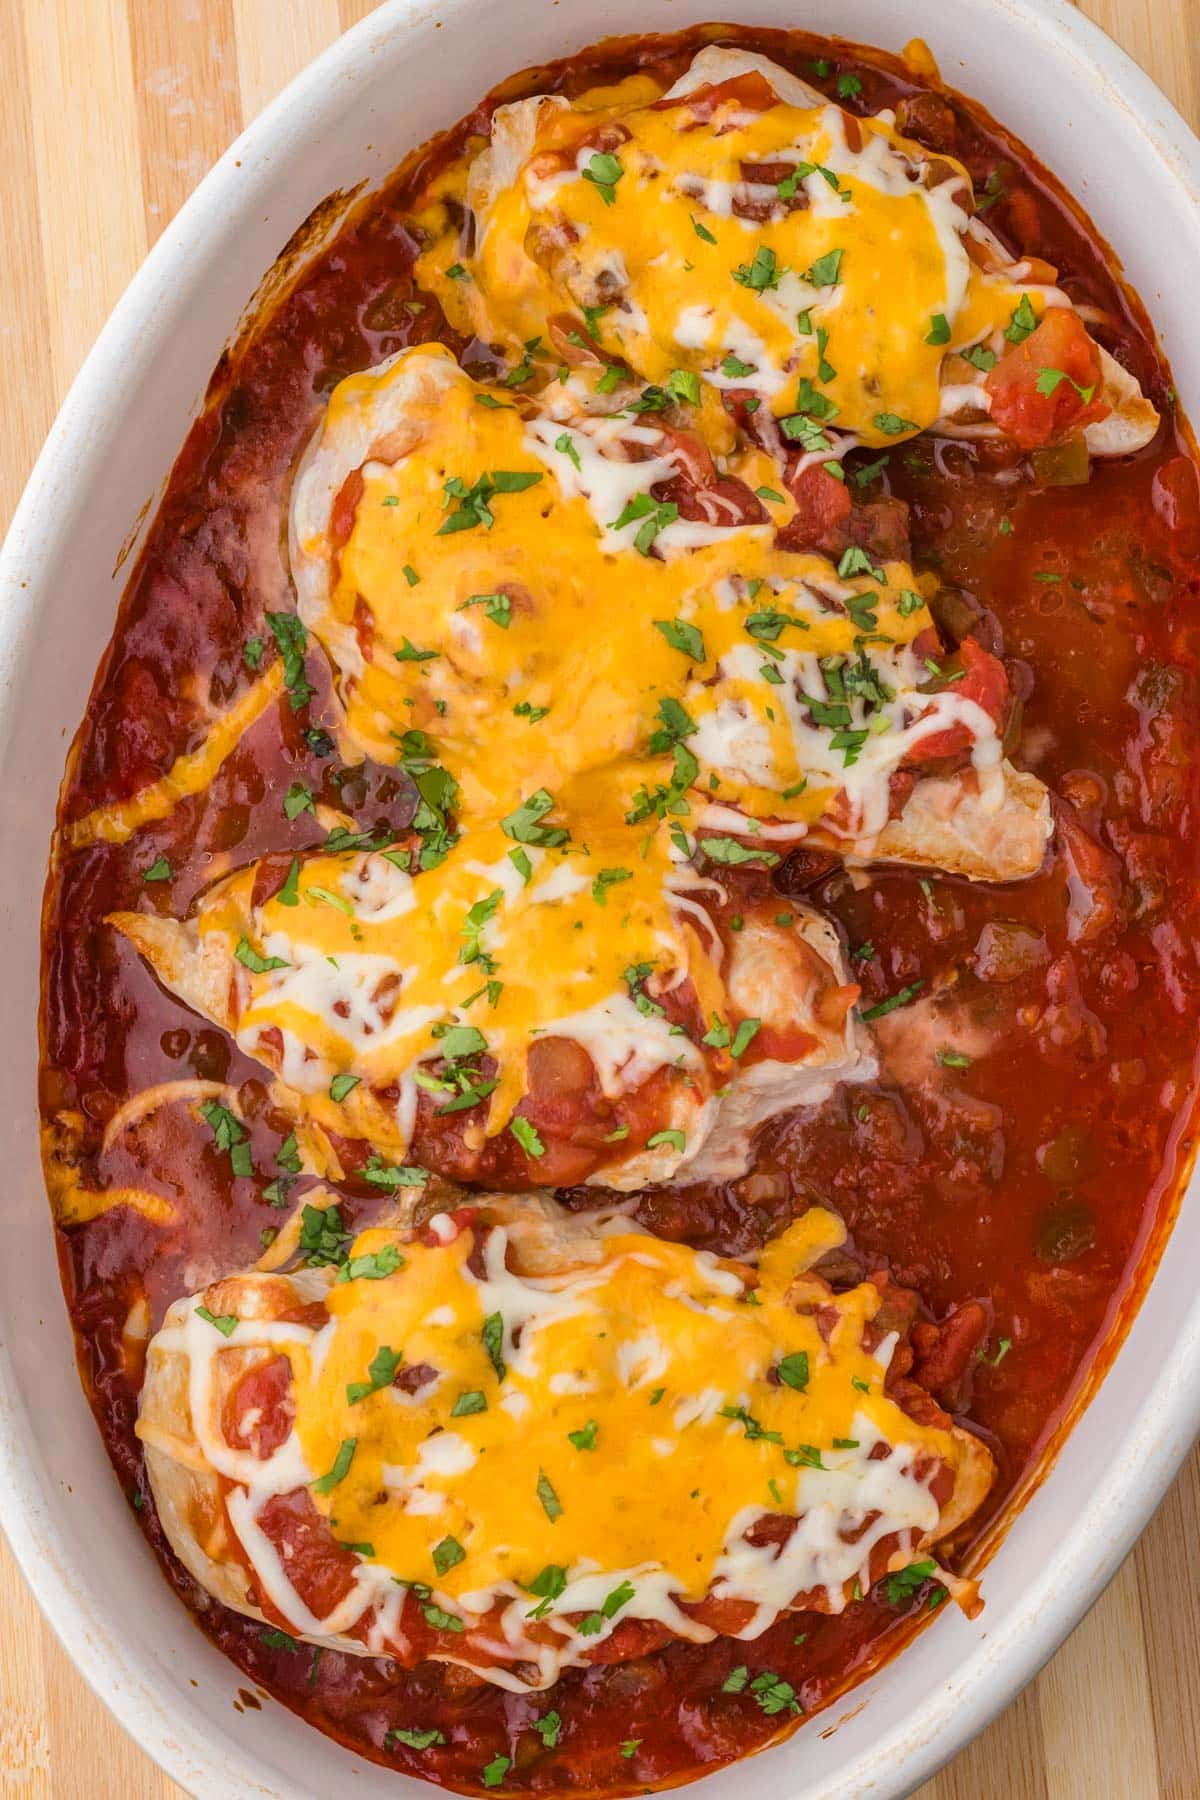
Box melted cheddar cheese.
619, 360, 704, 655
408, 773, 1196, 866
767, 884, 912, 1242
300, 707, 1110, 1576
291, 345, 997, 844
417, 63, 1046, 445
195, 821, 723, 1139
152, 1203, 973, 1686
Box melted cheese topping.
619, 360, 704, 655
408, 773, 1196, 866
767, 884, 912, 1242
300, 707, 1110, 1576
417, 67, 1044, 445
157, 1204, 966, 1686
293, 345, 996, 842
66, 663, 285, 848
198, 822, 723, 1138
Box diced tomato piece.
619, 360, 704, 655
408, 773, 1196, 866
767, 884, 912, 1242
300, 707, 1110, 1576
329, 468, 365, 548
985, 309, 1109, 449
777, 461, 853, 553
223, 1354, 294, 1459
579, 1616, 676, 1663
681, 1594, 758, 1635
644, 422, 768, 526
911, 1301, 990, 1398
240, 1490, 359, 1622
906, 637, 1008, 765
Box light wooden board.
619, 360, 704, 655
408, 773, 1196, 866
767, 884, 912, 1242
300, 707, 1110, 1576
2, 2, 1197, 1794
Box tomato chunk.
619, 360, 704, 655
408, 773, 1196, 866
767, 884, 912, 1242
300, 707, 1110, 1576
223, 1354, 294, 1459
777, 462, 853, 553
906, 637, 1008, 766
985, 309, 1108, 449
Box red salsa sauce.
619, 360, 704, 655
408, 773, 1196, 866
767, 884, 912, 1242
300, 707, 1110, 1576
39, 25, 1200, 1795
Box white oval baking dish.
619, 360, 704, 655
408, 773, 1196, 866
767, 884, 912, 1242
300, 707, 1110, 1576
2, 2, 1198, 1795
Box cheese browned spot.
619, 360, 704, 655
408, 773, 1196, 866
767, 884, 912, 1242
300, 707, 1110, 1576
137, 1196, 995, 1690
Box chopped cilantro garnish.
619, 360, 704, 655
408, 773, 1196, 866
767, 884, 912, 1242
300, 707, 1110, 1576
437, 469, 543, 535
363, 1153, 427, 1191
347, 1343, 402, 1404
733, 245, 780, 291
432, 1536, 465, 1576
387, 1726, 446, 1751
451, 1389, 487, 1417
1036, 365, 1096, 403
667, 367, 701, 405
885, 1560, 938, 1605
582, 150, 623, 205
483, 1311, 506, 1382
235, 936, 289, 974
592, 866, 633, 905
837, 545, 884, 581
873, 412, 918, 436
699, 835, 780, 868
526, 1563, 567, 1620
423, 1603, 465, 1634
198, 1100, 252, 1179
142, 855, 172, 882
804, 247, 843, 288
748, 1670, 803, 1716
554, 431, 582, 470
860, 980, 924, 1021
195, 1304, 238, 1337
266, 611, 314, 710
394, 637, 438, 662
578, 1579, 635, 1635
459, 591, 512, 629
1005, 293, 1037, 344
338, 1244, 404, 1284
312, 1437, 356, 1494
654, 617, 706, 662
299, 1202, 350, 1268
536, 1469, 563, 1522
510, 1116, 546, 1159
501, 788, 569, 848
610, 491, 679, 554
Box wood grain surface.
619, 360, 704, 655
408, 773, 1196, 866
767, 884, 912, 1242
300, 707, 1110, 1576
2, 2, 1198, 1795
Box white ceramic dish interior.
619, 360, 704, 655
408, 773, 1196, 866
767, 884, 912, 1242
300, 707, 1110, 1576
3, 3, 1198, 1795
